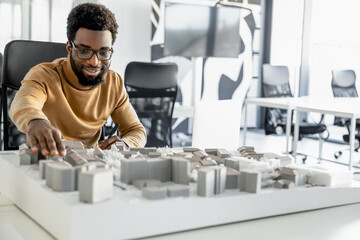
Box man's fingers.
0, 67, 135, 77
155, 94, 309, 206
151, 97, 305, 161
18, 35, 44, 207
37, 136, 49, 156
99, 136, 120, 150
28, 136, 39, 153
53, 130, 66, 156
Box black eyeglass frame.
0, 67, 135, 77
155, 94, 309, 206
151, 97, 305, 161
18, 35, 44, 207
70, 40, 114, 61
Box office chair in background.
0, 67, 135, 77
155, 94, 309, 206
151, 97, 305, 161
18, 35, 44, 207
331, 69, 360, 159
124, 61, 178, 148
0, 52, 2, 147
1, 40, 67, 150
262, 64, 327, 161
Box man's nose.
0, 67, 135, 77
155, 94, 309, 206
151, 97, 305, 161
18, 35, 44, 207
87, 53, 100, 66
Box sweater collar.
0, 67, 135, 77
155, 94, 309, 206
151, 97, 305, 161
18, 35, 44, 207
64, 54, 95, 91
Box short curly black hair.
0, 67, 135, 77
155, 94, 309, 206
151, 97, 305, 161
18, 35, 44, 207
67, 3, 118, 44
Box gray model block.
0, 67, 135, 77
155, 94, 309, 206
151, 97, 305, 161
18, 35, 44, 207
148, 158, 172, 182
120, 151, 137, 158
39, 160, 54, 179
225, 158, 240, 171
167, 184, 190, 197
238, 146, 255, 153
93, 147, 104, 158
190, 161, 202, 171
19, 149, 32, 165
183, 147, 200, 153
213, 166, 227, 194
197, 167, 215, 197
46, 164, 76, 191
280, 167, 307, 186
78, 169, 113, 203
242, 171, 261, 193
133, 179, 161, 189
149, 152, 161, 158
193, 150, 208, 159
189, 156, 202, 163
120, 158, 148, 184
204, 148, 218, 156
45, 160, 72, 188
217, 148, 230, 159
62, 140, 84, 149
226, 167, 240, 189
208, 155, 224, 164
76, 152, 101, 162
172, 157, 190, 185
142, 186, 166, 200
115, 142, 126, 151
72, 148, 88, 155
130, 147, 157, 155
200, 159, 217, 166
66, 151, 88, 166
19, 143, 38, 165
239, 171, 246, 191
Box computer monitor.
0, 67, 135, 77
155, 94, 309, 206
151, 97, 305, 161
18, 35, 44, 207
164, 2, 241, 58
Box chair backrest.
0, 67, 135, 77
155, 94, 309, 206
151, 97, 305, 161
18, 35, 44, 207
331, 69, 358, 98
331, 69, 358, 127
262, 64, 292, 98
1, 40, 67, 150
0, 52, 3, 82
124, 61, 178, 147
192, 99, 242, 149
262, 64, 292, 134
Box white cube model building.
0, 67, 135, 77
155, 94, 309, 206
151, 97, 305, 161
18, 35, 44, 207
306, 166, 353, 187
172, 157, 190, 185
78, 169, 113, 203
198, 168, 215, 197
213, 166, 227, 194
19, 143, 38, 165
262, 152, 294, 166
46, 164, 76, 191
239, 170, 262, 193
166, 184, 190, 197
39, 160, 54, 179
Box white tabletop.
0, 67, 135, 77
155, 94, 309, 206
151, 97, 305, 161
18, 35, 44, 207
1, 191, 360, 240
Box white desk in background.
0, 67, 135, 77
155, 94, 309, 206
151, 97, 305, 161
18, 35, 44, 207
293, 97, 360, 170
243, 97, 296, 154
243, 97, 360, 170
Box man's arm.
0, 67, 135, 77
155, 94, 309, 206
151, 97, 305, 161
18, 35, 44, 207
10, 67, 65, 156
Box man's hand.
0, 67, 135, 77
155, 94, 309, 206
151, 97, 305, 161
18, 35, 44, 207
26, 119, 66, 156
99, 135, 126, 150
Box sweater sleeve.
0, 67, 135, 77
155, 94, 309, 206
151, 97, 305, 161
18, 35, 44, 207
9, 66, 49, 133
110, 75, 147, 148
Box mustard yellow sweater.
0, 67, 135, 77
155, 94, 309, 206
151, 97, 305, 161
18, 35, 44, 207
10, 55, 146, 148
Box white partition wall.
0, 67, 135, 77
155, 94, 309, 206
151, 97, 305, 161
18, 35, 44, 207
100, 0, 151, 75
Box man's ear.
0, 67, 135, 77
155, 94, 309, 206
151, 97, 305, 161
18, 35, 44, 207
66, 41, 72, 54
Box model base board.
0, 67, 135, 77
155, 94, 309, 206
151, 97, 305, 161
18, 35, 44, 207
1, 153, 360, 240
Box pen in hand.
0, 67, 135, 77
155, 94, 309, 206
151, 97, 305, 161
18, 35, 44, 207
107, 123, 119, 139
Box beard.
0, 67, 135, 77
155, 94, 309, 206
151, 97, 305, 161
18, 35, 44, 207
70, 55, 108, 87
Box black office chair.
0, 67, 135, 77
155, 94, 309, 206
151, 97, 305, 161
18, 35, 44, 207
1, 40, 67, 150
331, 69, 360, 159
124, 61, 178, 147
0, 52, 3, 147
262, 64, 327, 161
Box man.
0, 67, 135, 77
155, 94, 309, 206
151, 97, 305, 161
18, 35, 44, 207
10, 3, 146, 157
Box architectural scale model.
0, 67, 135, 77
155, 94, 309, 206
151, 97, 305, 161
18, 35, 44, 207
18, 140, 353, 203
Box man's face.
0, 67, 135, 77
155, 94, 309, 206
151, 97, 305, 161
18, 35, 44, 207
67, 28, 113, 87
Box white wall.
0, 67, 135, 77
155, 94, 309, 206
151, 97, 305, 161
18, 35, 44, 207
100, 0, 151, 76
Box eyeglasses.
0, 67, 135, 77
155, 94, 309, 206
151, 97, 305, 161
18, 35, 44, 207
70, 40, 113, 61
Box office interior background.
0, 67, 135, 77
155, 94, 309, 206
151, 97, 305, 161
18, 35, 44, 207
1, 0, 360, 146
